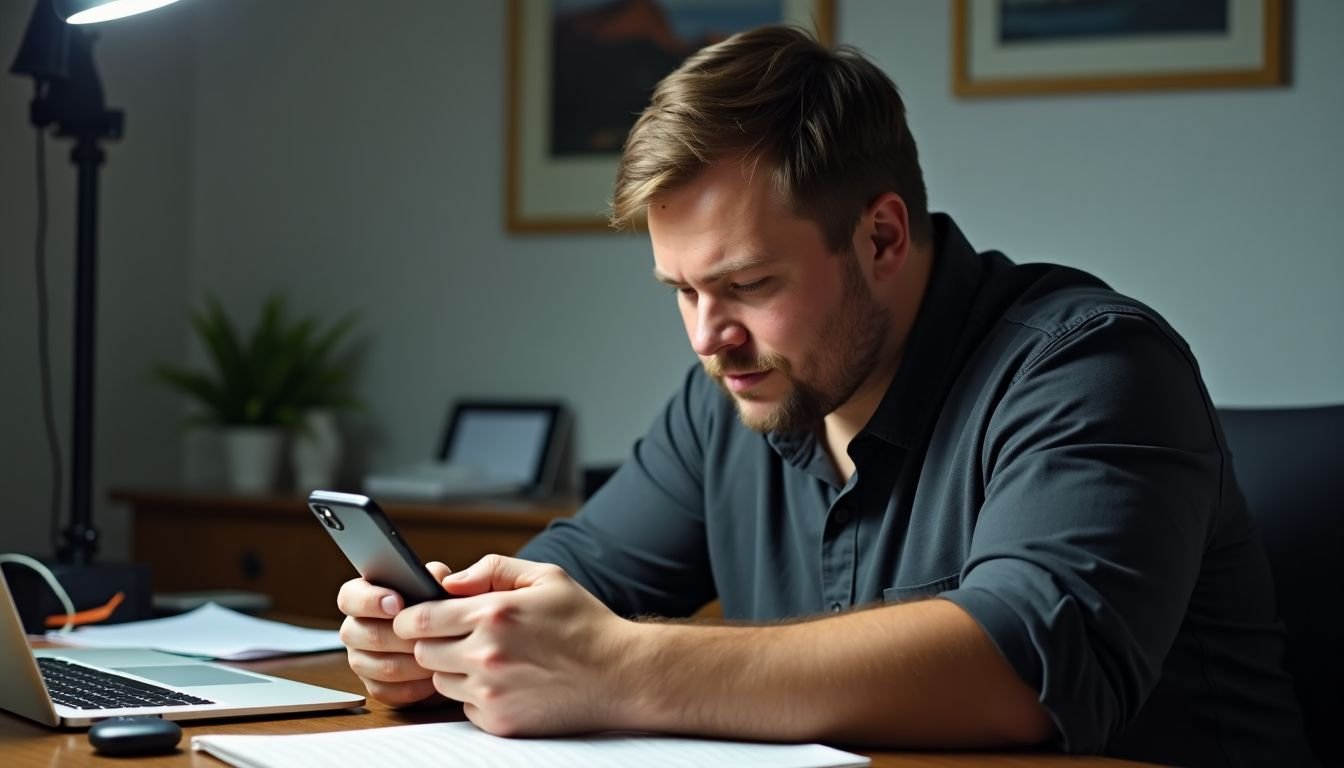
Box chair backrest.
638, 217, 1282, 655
1218, 405, 1344, 765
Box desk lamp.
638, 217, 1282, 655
4, 0, 183, 632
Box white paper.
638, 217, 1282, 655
192, 721, 871, 768
44, 603, 343, 660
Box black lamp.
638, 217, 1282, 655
5, 0, 181, 630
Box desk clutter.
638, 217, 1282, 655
363, 400, 572, 501
43, 602, 343, 660
192, 721, 871, 768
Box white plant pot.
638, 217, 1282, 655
222, 426, 285, 493
291, 409, 342, 492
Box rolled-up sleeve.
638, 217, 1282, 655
941, 308, 1222, 753
518, 366, 717, 618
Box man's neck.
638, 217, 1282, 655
821, 238, 934, 481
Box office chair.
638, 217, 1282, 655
1218, 405, 1344, 766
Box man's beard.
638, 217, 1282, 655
704, 254, 889, 433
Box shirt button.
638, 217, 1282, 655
831, 602, 843, 613
834, 508, 851, 525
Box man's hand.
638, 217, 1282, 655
336, 561, 452, 708
392, 555, 637, 736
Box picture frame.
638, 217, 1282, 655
953, 0, 1286, 97
437, 401, 571, 497
506, 0, 835, 233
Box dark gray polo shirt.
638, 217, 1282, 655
518, 214, 1312, 767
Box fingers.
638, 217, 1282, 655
443, 555, 558, 596
426, 561, 453, 582
392, 597, 480, 640
337, 577, 402, 618
362, 676, 441, 709
342, 617, 441, 709
430, 670, 471, 706
347, 648, 433, 684
340, 616, 417, 654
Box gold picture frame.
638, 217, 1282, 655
506, 0, 835, 233
953, 0, 1286, 97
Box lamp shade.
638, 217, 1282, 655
9, 0, 69, 80
56, 0, 182, 24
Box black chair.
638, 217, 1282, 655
1218, 405, 1344, 766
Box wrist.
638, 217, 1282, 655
601, 618, 673, 732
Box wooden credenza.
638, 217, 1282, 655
117, 489, 576, 620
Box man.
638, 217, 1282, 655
337, 27, 1312, 766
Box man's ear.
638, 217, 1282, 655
863, 192, 911, 281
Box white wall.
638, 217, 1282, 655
3, 0, 1340, 561
844, 0, 1344, 407
1, 1, 194, 559
184, 0, 694, 483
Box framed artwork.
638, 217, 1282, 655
506, 0, 835, 233
953, 0, 1286, 97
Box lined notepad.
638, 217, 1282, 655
192, 721, 871, 768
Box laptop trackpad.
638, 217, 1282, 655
114, 665, 273, 686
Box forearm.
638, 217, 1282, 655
614, 599, 1054, 748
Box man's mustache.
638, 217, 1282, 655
703, 352, 788, 378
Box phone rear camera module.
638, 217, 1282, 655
313, 505, 345, 531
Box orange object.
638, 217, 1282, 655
44, 591, 125, 628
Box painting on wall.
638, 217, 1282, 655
506, 0, 834, 233
953, 0, 1286, 97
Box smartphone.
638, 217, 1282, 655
308, 490, 451, 605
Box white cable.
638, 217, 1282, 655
0, 554, 76, 634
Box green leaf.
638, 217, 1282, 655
151, 292, 362, 429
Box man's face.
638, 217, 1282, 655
648, 162, 890, 433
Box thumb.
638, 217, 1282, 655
442, 554, 547, 596
425, 561, 452, 582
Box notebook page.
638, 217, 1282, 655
192, 721, 871, 768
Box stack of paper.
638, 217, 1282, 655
192, 722, 871, 768
45, 603, 343, 660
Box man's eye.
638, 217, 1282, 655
677, 286, 697, 298
732, 278, 770, 294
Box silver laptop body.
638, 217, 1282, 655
0, 571, 364, 727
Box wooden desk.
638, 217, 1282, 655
117, 489, 576, 620
0, 647, 1159, 768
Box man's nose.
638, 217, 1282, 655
690, 297, 746, 357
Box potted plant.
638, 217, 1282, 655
154, 294, 360, 493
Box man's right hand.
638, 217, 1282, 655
337, 561, 452, 708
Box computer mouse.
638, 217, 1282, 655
88, 716, 183, 756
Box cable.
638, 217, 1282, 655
33, 106, 65, 554
0, 554, 75, 634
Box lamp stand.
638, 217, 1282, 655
58, 132, 109, 565
1, 13, 153, 632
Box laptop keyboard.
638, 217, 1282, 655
38, 657, 216, 710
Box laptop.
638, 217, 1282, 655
0, 571, 364, 727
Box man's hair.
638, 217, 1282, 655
612, 25, 931, 250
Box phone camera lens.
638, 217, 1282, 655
313, 505, 344, 531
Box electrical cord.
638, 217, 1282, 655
0, 554, 75, 633
33, 106, 65, 554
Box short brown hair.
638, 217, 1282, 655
612, 25, 931, 250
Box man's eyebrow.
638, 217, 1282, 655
652, 257, 772, 287
653, 268, 683, 286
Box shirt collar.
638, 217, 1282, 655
860, 213, 985, 448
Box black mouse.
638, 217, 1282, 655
88, 716, 183, 756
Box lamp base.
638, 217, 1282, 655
1, 559, 152, 634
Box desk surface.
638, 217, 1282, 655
1, 647, 1158, 767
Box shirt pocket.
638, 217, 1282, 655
883, 574, 961, 603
